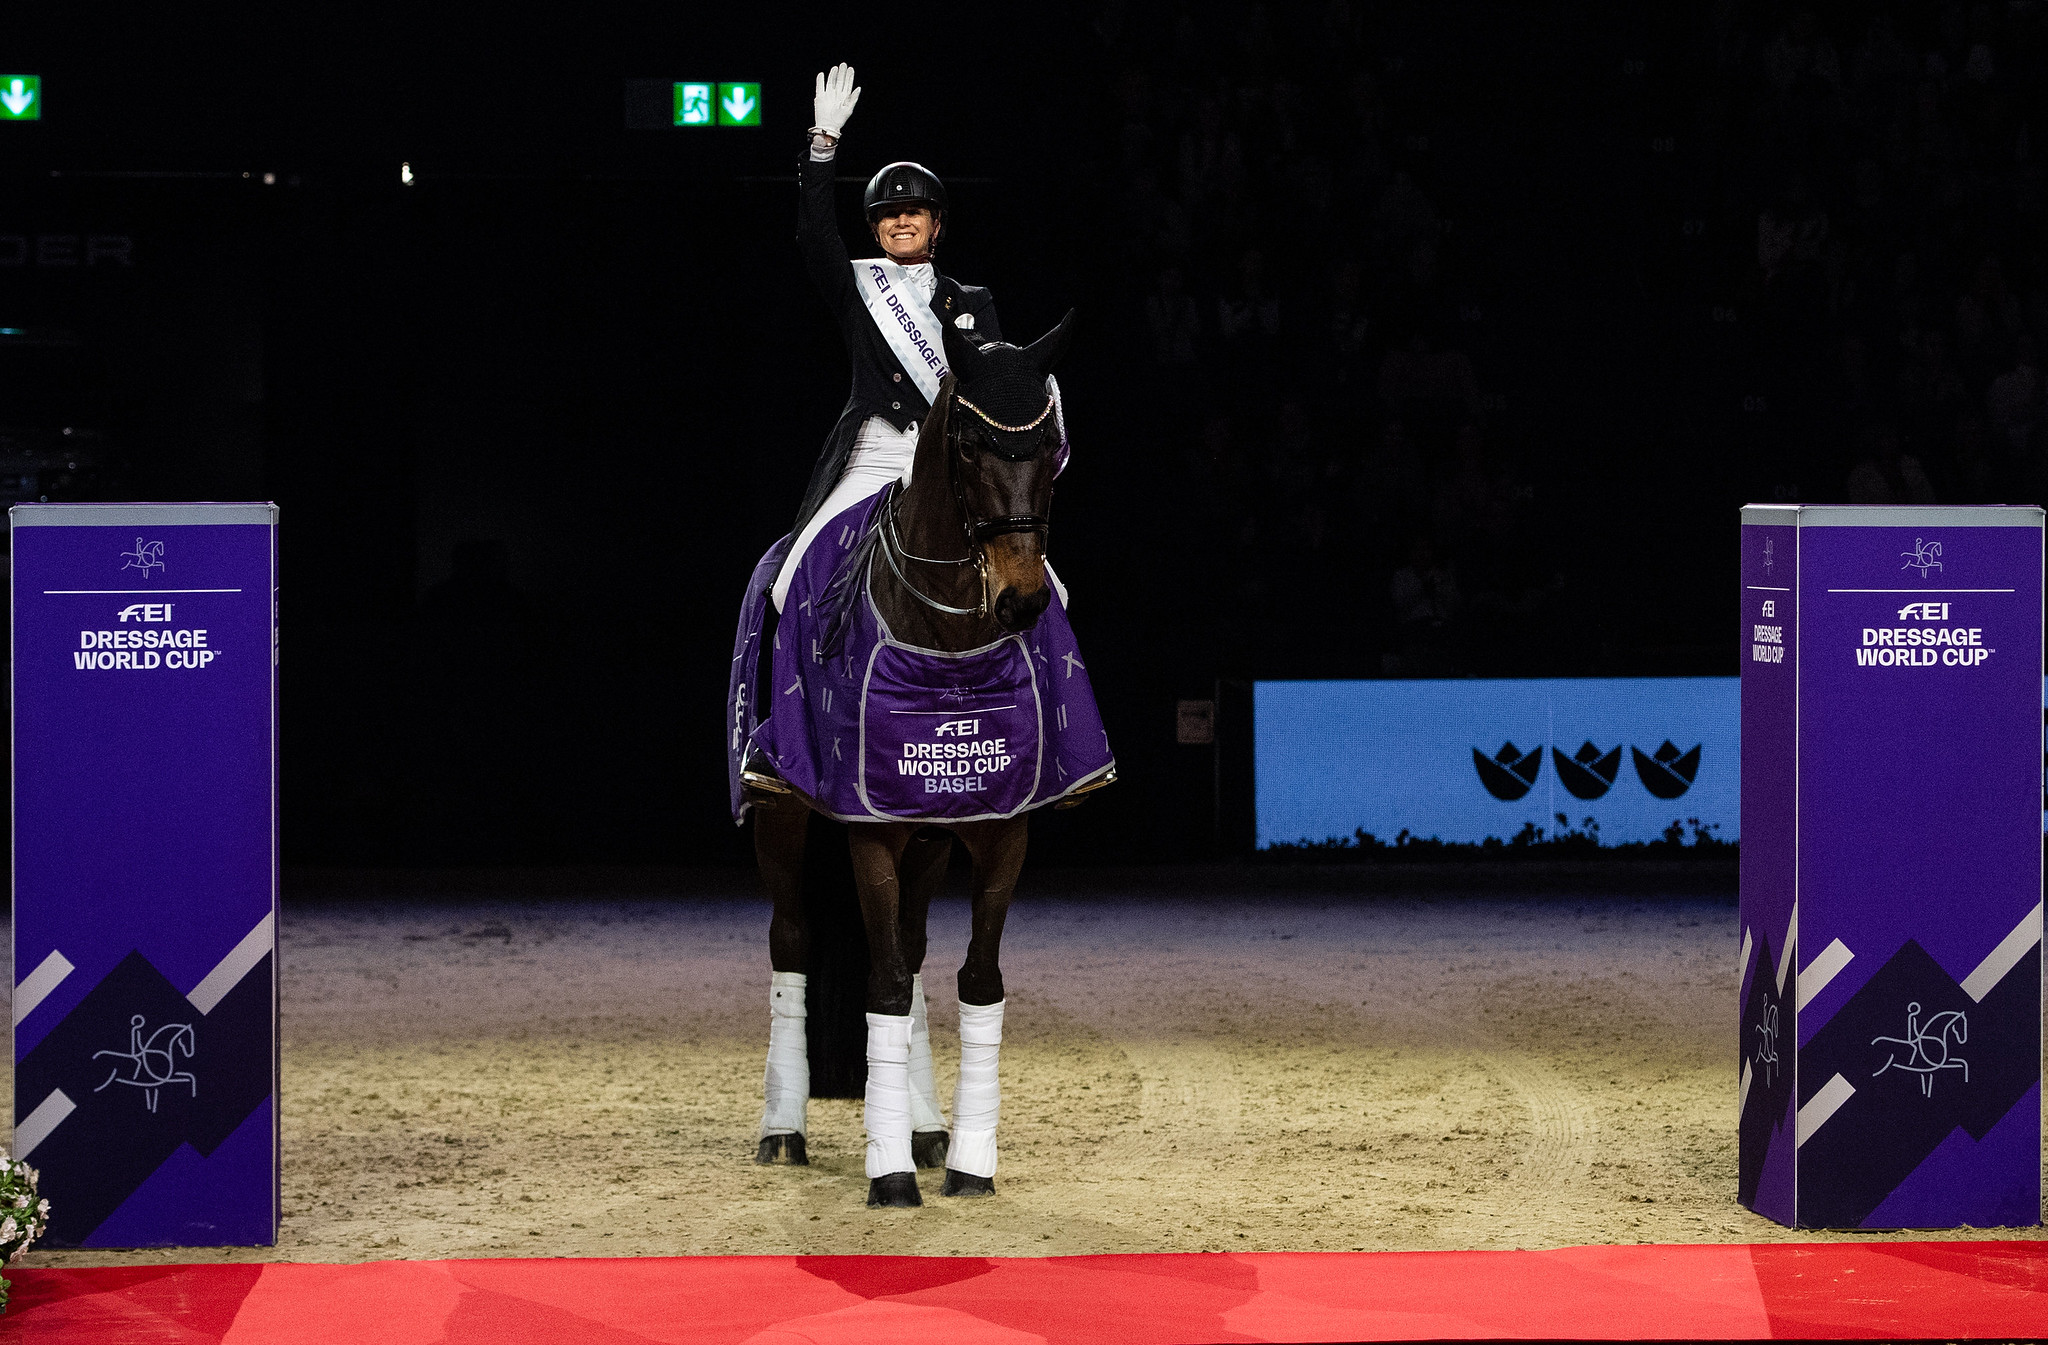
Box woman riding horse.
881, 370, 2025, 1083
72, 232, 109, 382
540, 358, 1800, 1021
746, 61, 979, 1181
729, 64, 1112, 1206
746, 62, 1007, 1191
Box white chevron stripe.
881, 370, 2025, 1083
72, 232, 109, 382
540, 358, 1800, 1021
14, 1089, 76, 1160
1796, 938, 1855, 1011
1775, 903, 1798, 995
1795, 1073, 1855, 1148
12, 950, 74, 1026
186, 912, 275, 1015
1960, 901, 2043, 1003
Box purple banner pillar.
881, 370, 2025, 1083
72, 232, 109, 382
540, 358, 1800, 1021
11, 504, 277, 1247
1739, 504, 2042, 1229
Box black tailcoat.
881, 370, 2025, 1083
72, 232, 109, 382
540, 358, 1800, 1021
792, 149, 1001, 532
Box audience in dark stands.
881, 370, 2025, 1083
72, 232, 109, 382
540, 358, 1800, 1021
1090, 1, 2048, 676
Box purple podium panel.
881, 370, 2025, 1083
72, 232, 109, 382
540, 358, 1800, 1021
1739, 504, 2043, 1230
10, 504, 277, 1247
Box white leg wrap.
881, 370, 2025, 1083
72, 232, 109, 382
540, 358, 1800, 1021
908, 973, 946, 1133
758, 971, 808, 1139
948, 999, 1005, 1178
863, 1012, 915, 1177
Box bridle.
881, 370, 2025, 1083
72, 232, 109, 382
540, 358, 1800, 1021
878, 391, 1054, 619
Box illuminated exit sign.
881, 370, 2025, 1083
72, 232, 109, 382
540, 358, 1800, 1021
675, 83, 713, 125
673, 82, 759, 126
625, 79, 761, 130
715, 83, 760, 126
0, 76, 40, 121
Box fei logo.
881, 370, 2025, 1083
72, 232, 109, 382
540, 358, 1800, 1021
118, 603, 173, 623
1901, 537, 1943, 578
1897, 601, 1949, 621
934, 719, 982, 737
120, 538, 164, 576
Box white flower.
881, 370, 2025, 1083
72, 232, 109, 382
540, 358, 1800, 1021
11, 1195, 25, 1209
37, 1200, 48, 1216
1, 1217, 17, 1240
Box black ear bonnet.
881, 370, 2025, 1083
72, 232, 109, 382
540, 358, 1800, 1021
942, 312, 1075, 460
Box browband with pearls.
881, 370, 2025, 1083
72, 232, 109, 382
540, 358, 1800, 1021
955, 395, 1054, 433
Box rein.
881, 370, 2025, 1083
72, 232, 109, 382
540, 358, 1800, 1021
881, 490, 987, 618
876, 392, 1055, 620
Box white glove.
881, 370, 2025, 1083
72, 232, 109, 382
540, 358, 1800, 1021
812, 63, 861, 139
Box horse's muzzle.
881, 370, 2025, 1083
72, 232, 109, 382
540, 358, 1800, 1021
994, 585, 1051, 632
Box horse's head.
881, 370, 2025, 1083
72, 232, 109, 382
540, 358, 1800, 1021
937, 311, 1074, 633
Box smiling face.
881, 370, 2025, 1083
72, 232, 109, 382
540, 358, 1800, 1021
874, 204, 938, 260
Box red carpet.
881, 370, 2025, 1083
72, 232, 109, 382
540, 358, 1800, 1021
3, 1241, 2044, 1342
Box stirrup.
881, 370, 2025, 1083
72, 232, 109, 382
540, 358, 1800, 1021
741, 746, 791, 797
1053, 766, 1117, 810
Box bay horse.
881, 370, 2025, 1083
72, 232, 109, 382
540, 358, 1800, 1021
745, 313, 1098, 1206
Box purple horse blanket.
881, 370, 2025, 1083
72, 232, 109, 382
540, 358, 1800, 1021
727, 490, 1114, 823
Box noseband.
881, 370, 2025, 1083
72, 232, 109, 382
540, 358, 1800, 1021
879, 392, 1054, 619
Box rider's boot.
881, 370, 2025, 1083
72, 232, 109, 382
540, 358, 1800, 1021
755, 971, 809, 1165
907, 973, 950, 1169
740, 603, 789, 795
864, 1012, 921, 1206
942, 999, 1004, 1197
740, 744, 790, 795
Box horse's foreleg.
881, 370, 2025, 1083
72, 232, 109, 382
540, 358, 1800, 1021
899, 829, 952, 1167
752, 795, 811, 1165
941, 815, 1028, 1197
848, 823, 922, 1206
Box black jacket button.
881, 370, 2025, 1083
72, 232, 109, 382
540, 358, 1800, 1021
891, 401, 901, 410
892, 372, 902, 382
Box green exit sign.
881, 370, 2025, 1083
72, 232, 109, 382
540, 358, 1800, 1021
0, 75, 40, 121
647, 80, 761, 129
716, 82, 760, 126
674, 82, 713, 126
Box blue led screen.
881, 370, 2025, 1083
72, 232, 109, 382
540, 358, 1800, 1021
1254, 678, 1741, 848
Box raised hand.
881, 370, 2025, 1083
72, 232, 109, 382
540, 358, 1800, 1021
812, 62, 861, 139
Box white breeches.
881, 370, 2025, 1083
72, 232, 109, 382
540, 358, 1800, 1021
771, 417, 918, 613
769, 415, 1075, 615
758, 971, 809, 1138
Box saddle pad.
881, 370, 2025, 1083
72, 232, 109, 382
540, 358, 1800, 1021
727, 491, 1114, 823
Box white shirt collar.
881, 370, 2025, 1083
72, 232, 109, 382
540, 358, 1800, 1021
898, 260, 936, 298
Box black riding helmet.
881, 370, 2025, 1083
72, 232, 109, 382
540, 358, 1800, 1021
864, 161, 948, 228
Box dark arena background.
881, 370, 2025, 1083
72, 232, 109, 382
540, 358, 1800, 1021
5, 3, 2048, 1342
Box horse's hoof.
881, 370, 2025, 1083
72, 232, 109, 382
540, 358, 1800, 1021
941, 1170, 995, 1198
755, 1133, 809, 1166
866, 1172, 922, 1207
912, 1129, 950, 1169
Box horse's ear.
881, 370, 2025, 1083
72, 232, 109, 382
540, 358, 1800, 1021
917, 373, 957, 459
1023, 309, 1077, 375
942, 324, 986, 381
